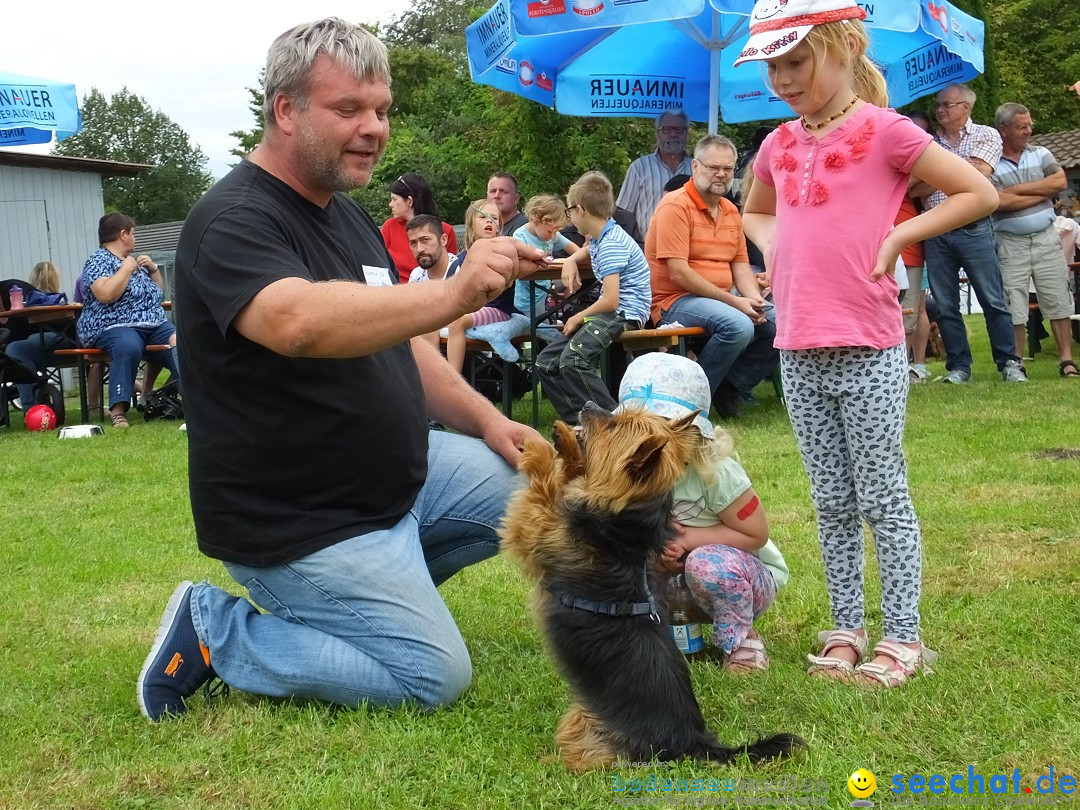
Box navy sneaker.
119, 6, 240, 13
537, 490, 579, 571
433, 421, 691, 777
137, 581, 218, 721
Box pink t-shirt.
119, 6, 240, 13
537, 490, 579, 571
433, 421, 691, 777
754, 105, 933, 350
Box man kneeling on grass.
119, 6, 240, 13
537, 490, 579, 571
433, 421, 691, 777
135, 18, 543, 722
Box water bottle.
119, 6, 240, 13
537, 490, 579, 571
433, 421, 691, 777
663, 573, 708, 660
9, 284, 24, 309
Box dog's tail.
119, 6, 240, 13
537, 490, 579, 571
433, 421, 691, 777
700, 732, 806, 764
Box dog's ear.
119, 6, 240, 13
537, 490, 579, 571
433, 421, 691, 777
671, 410, 702, 435
552, 421, 585, 479
626, 434, 668, 481
669, 409, 704, 460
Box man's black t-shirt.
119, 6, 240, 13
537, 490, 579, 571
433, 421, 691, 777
175, 161, 427, 567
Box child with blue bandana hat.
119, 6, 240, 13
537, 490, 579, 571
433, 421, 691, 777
616, 353, 788, 673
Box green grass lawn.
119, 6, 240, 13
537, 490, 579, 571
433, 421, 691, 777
2, 318, 1078, 809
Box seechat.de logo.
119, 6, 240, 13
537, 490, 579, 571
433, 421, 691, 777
891, 766, 1078, 797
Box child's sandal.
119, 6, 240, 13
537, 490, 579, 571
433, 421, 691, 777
723, 636, 769, 674
853, 640, 938, 689
806, 629, 868, 681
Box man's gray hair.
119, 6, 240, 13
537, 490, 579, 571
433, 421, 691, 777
694, 134, 738, 162
995, 102, 1030, 128
939, 83, 976, 105
656, 108, 690, 130
263, 18, 391, 127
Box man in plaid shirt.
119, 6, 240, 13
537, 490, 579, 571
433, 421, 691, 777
915, 84, 1025, 384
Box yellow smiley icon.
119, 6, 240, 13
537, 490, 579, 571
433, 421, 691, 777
848, 769, 877, 799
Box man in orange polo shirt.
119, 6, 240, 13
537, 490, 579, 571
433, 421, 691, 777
646, 134, 777, 417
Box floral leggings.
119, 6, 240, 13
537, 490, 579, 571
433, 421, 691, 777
780, 344, 922, 642
682, 544, 777, 654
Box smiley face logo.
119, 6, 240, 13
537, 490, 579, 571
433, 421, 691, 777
848, 769, 877, 799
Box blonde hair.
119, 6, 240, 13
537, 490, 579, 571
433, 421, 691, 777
739, 168, 756, 209
803, 19, 887, 108
465, 199, 500, 249
566, 171, 614, 219
29, 261, 61, 293
524, 194, 566, 227
688, 426, 735, 488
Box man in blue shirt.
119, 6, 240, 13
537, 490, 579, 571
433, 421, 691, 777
990, 102, 1077, 377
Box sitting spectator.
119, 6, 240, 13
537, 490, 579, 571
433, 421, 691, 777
512, 194, 586, 321
406, 214, 462, 355
488, 172, 529, 236
646, 134, 777, 418
381, 173, 457, 283
535, 171, 651, 424
1, 264, 74, 409
77, 213, 179, 429
407, 211, 515, 374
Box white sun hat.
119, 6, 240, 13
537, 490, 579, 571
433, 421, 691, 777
733, 0, 867, 67
615, 353, 714, 439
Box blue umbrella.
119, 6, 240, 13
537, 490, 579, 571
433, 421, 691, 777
0, 70, 82, 148
465, 0, 984, 132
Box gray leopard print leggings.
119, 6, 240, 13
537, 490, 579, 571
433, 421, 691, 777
781, 345, 922, 643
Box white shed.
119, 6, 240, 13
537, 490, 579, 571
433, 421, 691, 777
0, 151, 150, 296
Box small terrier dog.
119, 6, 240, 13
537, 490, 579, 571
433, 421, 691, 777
500, 403, 804, 772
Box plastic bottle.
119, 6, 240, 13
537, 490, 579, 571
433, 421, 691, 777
663, 573, 708, 660
9, 284, 24, 309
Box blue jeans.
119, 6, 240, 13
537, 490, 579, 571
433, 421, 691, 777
924, 219, 1017, 373
6, 332, 62, 407
661, 296, 778, 396
92, 323, 178, 408
189, 431, 519, 710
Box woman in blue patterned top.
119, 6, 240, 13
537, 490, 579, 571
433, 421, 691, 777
77, 213, 179, 428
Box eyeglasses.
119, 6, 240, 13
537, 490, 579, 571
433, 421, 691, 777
934, 101, 967, 110
395, 175, 415, 196
696, 160, 735, 175
565, 205, 580, 217
659, 126, 688, 135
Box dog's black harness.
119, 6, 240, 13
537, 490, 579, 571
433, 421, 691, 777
546, 572, 661, 622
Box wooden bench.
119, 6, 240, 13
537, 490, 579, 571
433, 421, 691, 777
606, 325, 784, 404
52, 344, 173, 423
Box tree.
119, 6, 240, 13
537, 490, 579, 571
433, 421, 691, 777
984, 0, 1080, 133
228, 76, 265, 162
54, 88, 213, 223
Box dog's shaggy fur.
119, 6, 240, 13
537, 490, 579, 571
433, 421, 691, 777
500, 404, 805, 772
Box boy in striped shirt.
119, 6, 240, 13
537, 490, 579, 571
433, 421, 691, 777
535, 171, 653, 424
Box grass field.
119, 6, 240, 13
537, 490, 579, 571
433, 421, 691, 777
2, 318, 1078, 809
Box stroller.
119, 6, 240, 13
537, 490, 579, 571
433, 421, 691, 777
0, 328, 66, 429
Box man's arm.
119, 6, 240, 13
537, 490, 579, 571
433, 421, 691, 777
233, 237, 545, 359
998, 168, 1067, 209
412, 337, 543, 467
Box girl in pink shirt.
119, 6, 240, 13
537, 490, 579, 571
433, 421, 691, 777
738, 0, 997, 688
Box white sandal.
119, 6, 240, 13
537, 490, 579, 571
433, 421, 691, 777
724, 636, 769, 674
854, 640, 938, 688
806, 629, 868, 681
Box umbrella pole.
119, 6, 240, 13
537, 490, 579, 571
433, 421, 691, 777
709, 46, 720, 135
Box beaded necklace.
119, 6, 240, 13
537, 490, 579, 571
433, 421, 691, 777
801, 95, 860, 131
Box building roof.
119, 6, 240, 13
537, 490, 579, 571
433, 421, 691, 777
0, 150, 151, 177
1031, 129, 1080, 170
136, 221, 185, 253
